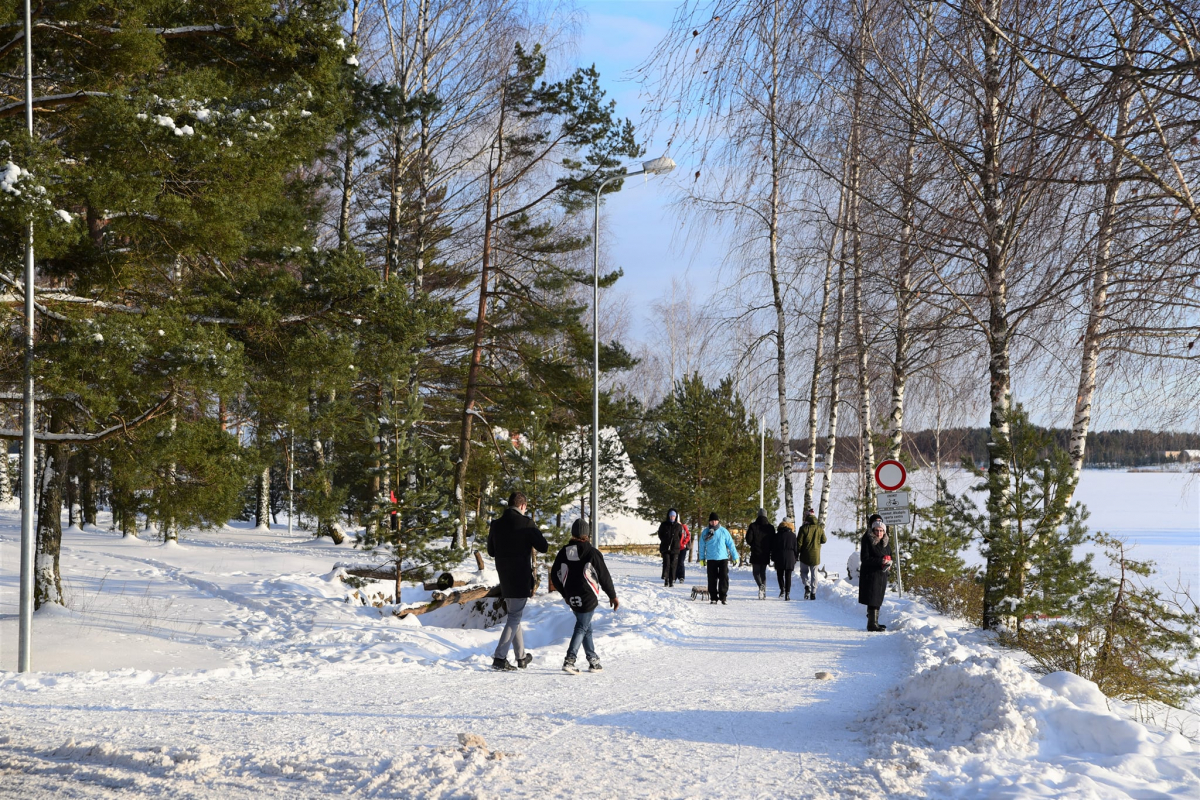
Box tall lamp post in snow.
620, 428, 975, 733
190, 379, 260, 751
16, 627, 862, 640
591, 155, 675, 546
17, 0, 36, 673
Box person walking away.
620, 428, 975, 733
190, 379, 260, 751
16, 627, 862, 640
486, 491, 550, 670
697, 512, 738, 605
551, 519, 619, 674
653, 509, 684, 587
797, 508, 827, 600
859, 514, 892, 632
675, 521, 691, 583
743, 508, 775, 600
772, 517, 799, 600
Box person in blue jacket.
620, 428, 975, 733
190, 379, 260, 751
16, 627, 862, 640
697, 512, 738, 605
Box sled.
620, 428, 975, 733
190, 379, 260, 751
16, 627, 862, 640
690, 586, 710, 601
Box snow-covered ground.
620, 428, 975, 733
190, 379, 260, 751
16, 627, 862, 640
0, 509, 1196, 798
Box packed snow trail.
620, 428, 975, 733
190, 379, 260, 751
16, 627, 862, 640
0, 522, 1196, 798
0, 551, 906, 798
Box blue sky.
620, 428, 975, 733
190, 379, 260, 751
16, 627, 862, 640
574, 1, 722, 339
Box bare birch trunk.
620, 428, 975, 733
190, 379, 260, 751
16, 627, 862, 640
256, 466, 271, 530
336, 0, 364, 250
849, 4, 875, 514
1066, 82, 1131, 504
766, 8, 794, 521
979, 0, 1014, 630
804, 174, 847, 515
163, 409, 179, 542
818, 256, 847, 528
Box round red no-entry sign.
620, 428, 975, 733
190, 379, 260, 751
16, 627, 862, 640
875, 459, 907, 491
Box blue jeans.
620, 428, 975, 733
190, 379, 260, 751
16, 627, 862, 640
566, 609, 597, 662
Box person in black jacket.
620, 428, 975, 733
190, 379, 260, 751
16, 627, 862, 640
859, 514, 892, 632
653, 509, 684, 587
743, 508, 776, 600
486, 491, 550, 670
551, 519, 619, 674
772, 517, 799, 600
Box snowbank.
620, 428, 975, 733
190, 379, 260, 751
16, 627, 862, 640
820, 577, 1200, 797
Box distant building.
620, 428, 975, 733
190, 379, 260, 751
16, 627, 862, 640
1165, 450, 1200, 461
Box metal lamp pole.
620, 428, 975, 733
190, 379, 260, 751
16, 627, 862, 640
759, 416, 765, 511
591, 156, 675, 546
17, 0, 36, 673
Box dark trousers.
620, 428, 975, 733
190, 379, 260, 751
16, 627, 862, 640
776, 568, 793, 595
706, 559, 730, 601
676, 554, 686, 582
751, 562, 768, 589
661, 551, 679, 585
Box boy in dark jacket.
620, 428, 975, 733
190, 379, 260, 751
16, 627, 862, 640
486, 491, 550, 671
551, 519, 619, 674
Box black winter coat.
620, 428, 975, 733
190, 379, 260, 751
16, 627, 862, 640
655, 519, 684, 554
487, 507, 549, 599
772, 523, 799, 571
858, 530, 891, 607
743, 516, 776, 565
550, 539, 616, 613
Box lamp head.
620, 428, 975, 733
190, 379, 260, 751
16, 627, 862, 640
640, 155, 676, 175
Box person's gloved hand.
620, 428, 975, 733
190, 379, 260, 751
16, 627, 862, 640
882, 555, 893, 570
610, 596, 620, 610
700, 560, 707, 567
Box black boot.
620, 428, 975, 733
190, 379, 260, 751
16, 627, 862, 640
492, 657, 517, 671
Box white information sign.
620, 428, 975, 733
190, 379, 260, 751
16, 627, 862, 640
875, 491, 911, 525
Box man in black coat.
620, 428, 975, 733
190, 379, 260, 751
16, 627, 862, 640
743, 508, 775, 600
772, 517, 799, 600
653, 509, 684, 588
486, 491, 550, 670
858, 514, 892, 632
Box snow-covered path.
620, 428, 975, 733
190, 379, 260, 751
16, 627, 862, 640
0, 552, 906, 798
1, 523, 1196, 799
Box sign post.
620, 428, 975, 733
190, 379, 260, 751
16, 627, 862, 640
873, 459, 908, 598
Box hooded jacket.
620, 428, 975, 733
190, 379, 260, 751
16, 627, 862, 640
655, 510, 685, 555
697, 523, 738, 562
797, 513, 827, 567
742, 511, 776, 565
772, 520, 799, 571
550, 534, 616, 614
486, 507, 550, 599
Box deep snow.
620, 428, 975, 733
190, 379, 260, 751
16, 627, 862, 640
0, 509, 1197, 798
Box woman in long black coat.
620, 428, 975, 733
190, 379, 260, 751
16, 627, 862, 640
858, 514, 892, 631
654, 509, 684, 588
771, 518, 799, 600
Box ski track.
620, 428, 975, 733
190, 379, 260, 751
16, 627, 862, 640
0, 553, 907, 799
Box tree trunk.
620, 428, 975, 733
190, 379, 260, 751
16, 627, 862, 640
310, 389, 346, 545
336, 0, 363, 251
848, 7, 875, 514
0, 441, 12, 504
34, 408, 66, 608
1065, 84, 1131, 507
765, 0, 794, 522
81, 449, 97, 526
804, 172, 847, 515
979, 0, 1013, 630
163, 409, 179, 542
256, 465, 271, 530
454, 94, 506, 548
818, 256, 847, 527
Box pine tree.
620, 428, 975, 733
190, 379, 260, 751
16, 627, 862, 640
629, 375, 778, 532
951, 407, 1096, 632
1020, 533, 1200, 710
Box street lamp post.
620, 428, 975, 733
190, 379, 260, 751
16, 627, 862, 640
17, 0, 36, 673
591, 156, 675, 546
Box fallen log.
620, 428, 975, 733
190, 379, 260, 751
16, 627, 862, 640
395, 584, 501, 618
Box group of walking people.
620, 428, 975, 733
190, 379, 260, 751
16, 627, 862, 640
485, 491, 893, 674
653, 507, 826, 604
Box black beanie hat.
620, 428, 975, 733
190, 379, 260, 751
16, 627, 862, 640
708, 512, 720, 522
571, 519, 591, 540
